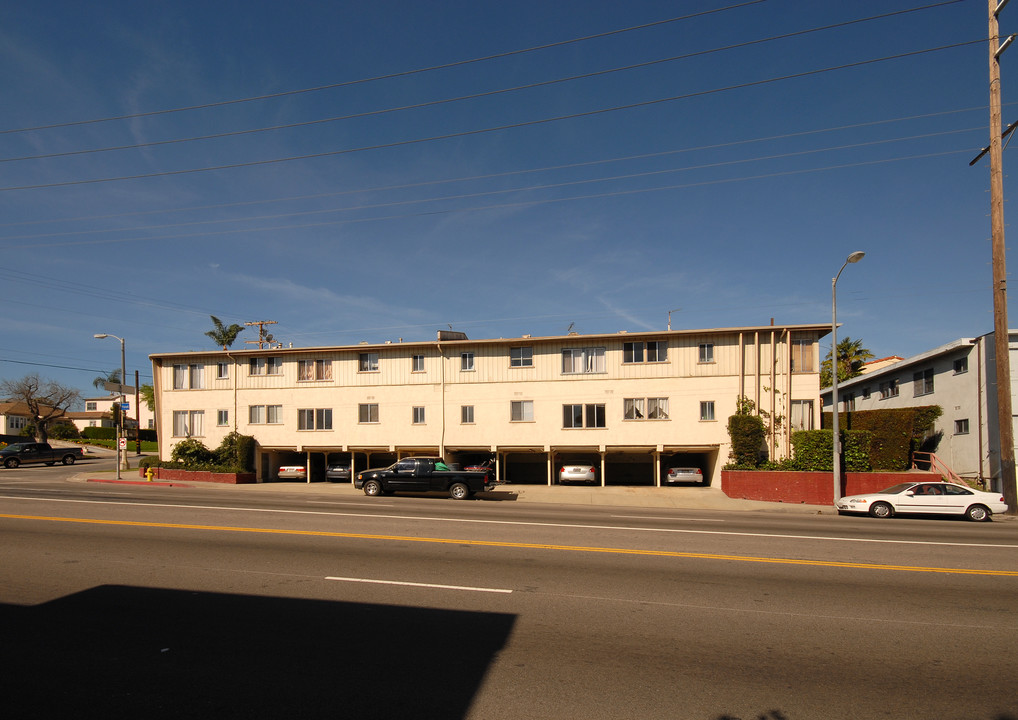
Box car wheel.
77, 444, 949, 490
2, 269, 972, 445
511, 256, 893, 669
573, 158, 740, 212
363, 479, 383, 497
965, 504, 991, 522
869, 501, 893, 519
62, 455, 76, 466
4, 458, 19, 469
449, 482, 470, 500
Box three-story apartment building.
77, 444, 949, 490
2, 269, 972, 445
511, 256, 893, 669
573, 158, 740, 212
150, 323, 829, 485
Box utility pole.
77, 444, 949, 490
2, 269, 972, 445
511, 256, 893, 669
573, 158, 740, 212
988, 0, 1017, 514
244, 320, 278, 349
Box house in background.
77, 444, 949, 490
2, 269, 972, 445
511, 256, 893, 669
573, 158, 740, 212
821, 331, 1018, 491
0, 400, 66, 440
66, 394, 155, 434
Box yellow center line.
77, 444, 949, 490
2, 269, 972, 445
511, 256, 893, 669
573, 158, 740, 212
3, 513, 1016, 577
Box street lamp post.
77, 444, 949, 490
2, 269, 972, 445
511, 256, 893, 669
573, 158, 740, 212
831, 252, 865, 504
93, 333, 127, 479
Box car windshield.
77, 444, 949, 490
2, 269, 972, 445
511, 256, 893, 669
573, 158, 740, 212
877, 483, 915, 495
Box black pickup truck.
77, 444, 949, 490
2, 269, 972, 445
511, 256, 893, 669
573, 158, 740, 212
355, 457, 494, 499
0, 442, 84, 468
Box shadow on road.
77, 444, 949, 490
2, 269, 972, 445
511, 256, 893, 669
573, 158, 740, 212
2, 585, 516, 719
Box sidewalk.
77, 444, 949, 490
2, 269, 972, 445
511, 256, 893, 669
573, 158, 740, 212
78, 470, 826, 514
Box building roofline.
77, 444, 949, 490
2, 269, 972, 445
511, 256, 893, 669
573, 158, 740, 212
821, 336, 978, 395
149, 323, 833, 360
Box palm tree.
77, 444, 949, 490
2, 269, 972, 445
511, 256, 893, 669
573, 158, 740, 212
205, 315, 245, 350
820, 336, 874, 387
92, 368, 122, 392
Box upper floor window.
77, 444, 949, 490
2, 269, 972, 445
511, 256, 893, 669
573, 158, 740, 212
249, 357, 282, 376
954, 357, 968, 374
217, 410, 229, 426
563, 404, 605, 429
879, 379, 899, 399
172, 410, 204, 437
359, 353, 379, 372
412, 406, 426, 424
562, 347, 605, 374
298, 408, 332, 430
913, 368, 934, 397
412, 354, 425, 372
358, 403, 379, 423
698, 343, 714, 364
461, 352, 475, 371
298, 359, 332, 381
623, 341, 667, 364
700, 401, 715, 422
216, 362, 230, 380
249, 405, 282, 424
461, 405, 474, 424
954, 418, 970, 435
790, 400, 814, 431
510, 347, 533, 367
173, 364, 205, 390
624, 397, 669, 420
86, 401, 97, 411
791, 339, 813, 373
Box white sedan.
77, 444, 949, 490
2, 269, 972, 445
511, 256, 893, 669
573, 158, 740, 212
836, 481, 1007, 521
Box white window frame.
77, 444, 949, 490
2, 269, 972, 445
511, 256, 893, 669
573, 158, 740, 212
790, 400, 814, 431
173, 364, 205, 390
791, 339, 813, 373
249, 357, 282, 376
510, 347, 533, 367
359, 403, 379, 423
461, 405, 474, 424
412, 406, 426, 424
913, 368, 934, 397
298, 359, 332, 382
563, 403, 605, 429
412, 354, 425, 372
699, 401, 715, 422
698, 343, 714, 364
359, 353, 379, 372
561, 347, 605, 374
86, 401, 97, 411
217, 409, 229, 426
216, 362, 230, 380
954, 418, 970, 435
172, 410, 204, 437
298, 408, 333, 430
461, 352, 475, 371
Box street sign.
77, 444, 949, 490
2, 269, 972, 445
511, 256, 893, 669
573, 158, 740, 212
120, 402, 130, 411
118, 438, 127, 450
103, 381, 138, 395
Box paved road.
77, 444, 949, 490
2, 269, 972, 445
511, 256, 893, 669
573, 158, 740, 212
1, 469, 1016, 719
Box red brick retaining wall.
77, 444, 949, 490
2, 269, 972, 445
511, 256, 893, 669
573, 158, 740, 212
139, 467, 256, 484
721, 470, 937, 505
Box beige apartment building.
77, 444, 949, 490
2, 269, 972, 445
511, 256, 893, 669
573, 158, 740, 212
150, 324, 829, 486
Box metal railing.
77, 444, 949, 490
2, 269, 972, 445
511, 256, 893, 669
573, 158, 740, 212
911, 451, 966, 485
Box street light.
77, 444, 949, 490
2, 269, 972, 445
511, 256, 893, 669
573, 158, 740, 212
94, 333, 126, 480
831, 251, 865, 504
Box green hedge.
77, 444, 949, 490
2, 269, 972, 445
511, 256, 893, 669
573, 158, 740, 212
823, 406, 942, 471
148, 432, 256, 474
727, 413, 765, 467
790, 429, 872, 471
82, 427, 157, 442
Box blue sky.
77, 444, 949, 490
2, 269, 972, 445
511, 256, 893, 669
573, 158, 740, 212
0, 0, 1010, 396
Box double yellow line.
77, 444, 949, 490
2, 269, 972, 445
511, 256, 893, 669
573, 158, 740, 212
4, 512, 1017, 577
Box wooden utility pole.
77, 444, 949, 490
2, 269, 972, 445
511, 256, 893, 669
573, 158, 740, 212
988, 0, 1017, 514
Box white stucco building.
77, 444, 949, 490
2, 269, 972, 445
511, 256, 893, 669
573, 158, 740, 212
821, 331, 1018, 490
151, 324, 830, 485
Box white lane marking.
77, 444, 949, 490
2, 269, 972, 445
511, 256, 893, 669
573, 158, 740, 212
2, 495, 1016, 549
326, 576, 512, 594
611, 514, 725, 523
307, 500, 394, 507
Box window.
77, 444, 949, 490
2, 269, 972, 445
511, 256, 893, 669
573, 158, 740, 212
461, 352, 475, 371
461, 405, 474, 424
173, 364, 205, 389
217, 410, 229, 426
359, 403, 379, 423
561, 347, 605, 374
359, 353, 379, 372
298, 359, 332, 381
510, 400, 534, 422
879, 379, 899, 399
862, 387, 871, 400
216, 362, 230, 380
913, 369, 934, 397
954, 357, 968, 374
623, 342, 645, 364
791, 339, 813, 372
563, 403, 606, 429
510, 347, 533, 367
625, 398, 670, 420
412, 406, 426, 424
955, 418, 970, 435
647, 397, 669, 419
249, 405, 282, 424
698, 343, 714, 363
624, 398, 645, 419
412, 354, 425, 372
790, 400, 814, 431
700, 401, 715, 421
623, 341, 667, 364
86, 401, 97, 411
298, 408, 333, 430
249, 357, 281, 375
172, 410, 204, 437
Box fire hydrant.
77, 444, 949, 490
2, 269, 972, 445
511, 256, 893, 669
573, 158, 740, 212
145, 466, 154, 482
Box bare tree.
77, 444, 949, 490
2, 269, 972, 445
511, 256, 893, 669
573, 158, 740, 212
0, 374, 81, 443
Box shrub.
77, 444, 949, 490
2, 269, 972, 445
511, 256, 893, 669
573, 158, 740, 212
728, 413, 766, 467
214, 432, 255, 472
170, 438, 216, 466
48, 421, 81, 440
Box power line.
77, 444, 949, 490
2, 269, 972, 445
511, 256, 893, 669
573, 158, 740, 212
0, 1, 967, 164
0, 1, 767, 136
0, 39, 985, 193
